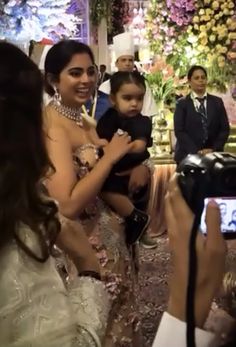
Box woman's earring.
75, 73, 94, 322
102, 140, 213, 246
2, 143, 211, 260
53, 88, 62, 106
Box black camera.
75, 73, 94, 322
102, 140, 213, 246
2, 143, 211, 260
177, 152, 236, 215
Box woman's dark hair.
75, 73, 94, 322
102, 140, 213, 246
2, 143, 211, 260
187, 65, 207, 80
110, 70, 146, 95
0, 41, 60, 261
44, 40, 95, 96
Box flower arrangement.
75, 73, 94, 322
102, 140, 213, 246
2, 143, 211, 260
189, 0, 236, 68
166, 0, 196, 26
146, 0, 195, 56
146, 0, 236, 89
145, 57, 187, 106
207, 58, 232, 93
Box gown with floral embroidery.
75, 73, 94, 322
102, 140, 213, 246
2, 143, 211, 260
58, 144, 142, 347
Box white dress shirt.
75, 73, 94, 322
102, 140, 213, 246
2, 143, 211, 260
152, 312, 216, 347
191, 91, 208, 113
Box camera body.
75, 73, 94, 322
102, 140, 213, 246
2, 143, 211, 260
177, 152, 236, 214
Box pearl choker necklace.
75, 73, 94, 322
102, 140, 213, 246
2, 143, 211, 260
52, 101, 83, 127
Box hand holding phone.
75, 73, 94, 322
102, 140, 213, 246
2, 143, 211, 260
200, 197, 236, 239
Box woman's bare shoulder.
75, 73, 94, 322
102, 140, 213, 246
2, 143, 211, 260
43, 105, 67, 139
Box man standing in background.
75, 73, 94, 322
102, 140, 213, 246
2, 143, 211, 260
99, 32, 158, 118
98, 64, 111, 86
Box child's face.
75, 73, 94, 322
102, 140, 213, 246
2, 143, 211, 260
111, 83, 145, 117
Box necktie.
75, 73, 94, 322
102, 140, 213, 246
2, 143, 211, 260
196, 97, 208, 144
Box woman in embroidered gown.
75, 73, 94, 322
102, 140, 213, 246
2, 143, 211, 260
43, 40, 151, 346
0, 42, 110, 347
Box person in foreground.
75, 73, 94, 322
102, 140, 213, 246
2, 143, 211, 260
0, 42, 110, 347
174, 65, 230, 164
152, 176, 227, 347
97, 71, 153, 246
44, 40, 147, 345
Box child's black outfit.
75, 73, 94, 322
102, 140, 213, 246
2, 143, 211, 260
96, 107, 153, 245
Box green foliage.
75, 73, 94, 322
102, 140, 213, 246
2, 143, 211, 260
145, 72, 175, 105
207, 59, 231, 93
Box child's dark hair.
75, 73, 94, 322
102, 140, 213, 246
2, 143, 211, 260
110, 71, 146, 95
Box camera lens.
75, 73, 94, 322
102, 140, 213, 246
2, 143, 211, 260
221, 168, 236, 192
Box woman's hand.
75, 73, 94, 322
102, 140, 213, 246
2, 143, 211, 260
103, 132, 132, 165
128, 164, 150, 194
165, 175, 227, 328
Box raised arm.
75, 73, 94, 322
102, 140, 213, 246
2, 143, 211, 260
45, 127, 131, 219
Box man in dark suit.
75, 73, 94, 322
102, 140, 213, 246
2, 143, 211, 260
174, 65, 230, 164
98, 64, 111, 86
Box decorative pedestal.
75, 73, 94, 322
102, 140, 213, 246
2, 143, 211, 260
149, 108, 174, 161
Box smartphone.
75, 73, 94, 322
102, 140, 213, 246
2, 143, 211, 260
200, 197, 236, 239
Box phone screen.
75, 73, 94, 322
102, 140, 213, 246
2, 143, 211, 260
200, 197, 236, 238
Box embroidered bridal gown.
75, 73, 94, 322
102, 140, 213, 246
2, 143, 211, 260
0, 223, 110, 347
58, 144, 142, 347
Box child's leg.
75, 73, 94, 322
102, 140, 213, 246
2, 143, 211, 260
101, 192, 134, 217
101, 191, 150, 246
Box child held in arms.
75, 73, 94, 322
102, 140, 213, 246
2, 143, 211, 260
97, 71, 153, 246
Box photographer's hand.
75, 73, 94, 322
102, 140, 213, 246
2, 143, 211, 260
198, 148, 213, 155
165, 176, 227, 328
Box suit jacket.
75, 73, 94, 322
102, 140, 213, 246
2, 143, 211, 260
174, 93, 230, 163
85, 90, 111, 122
98, 72, 111, 85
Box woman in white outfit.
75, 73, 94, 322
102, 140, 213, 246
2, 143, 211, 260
0, 41, 110, 347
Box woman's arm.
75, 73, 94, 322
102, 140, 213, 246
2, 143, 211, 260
56, 217, 100, 274
68, 277, 110, 347
45, 127, 131, 219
